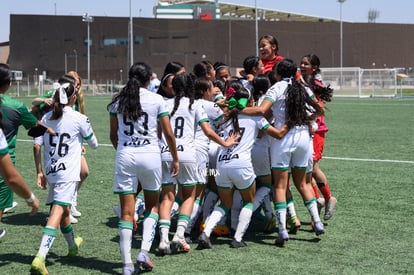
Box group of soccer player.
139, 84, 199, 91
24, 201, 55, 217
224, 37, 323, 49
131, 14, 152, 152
0, 34, 337, 275
107, 35, 336, 275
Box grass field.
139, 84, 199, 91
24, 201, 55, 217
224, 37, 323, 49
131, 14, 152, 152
1, 96, 413, 274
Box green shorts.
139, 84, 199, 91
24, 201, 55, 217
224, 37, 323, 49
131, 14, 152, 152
0, 180, 13, 211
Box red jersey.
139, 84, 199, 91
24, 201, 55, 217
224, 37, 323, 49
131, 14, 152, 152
262, 55, 285, 74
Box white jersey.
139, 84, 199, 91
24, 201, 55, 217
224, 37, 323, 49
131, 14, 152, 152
160, 97, 208, 163
41, 107, 95, 183
0, 129, 8, 155
264, 78, 290, 129
217, 114, 269, 168
109, 88, 169, 153
194, 99, 223, 153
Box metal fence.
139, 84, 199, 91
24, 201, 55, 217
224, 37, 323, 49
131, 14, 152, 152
7, 67, 412, 98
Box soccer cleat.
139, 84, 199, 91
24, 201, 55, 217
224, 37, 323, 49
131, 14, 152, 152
317, 198, 325, 216
158, 239, 172, 255
184, 233, 195, 244
122, 263, 135, 275
30, 254, 48, 275
71, 205, 82, 217
68, 236, 83, 257
213, 224, 230, 236
198, 232, 212, 249
324, 197, 337, 220
313, 221, 325, 236
172, 234, 191, 252
70, 214, 78, 224
136, 252, 153, 272
287, 215, 301, 235
230, 239, 247, 248
0, 229, 6, 239
3, 201, 18, 214
275, 229, 289, 247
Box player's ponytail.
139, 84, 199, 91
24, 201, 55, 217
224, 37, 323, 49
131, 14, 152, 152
50, 82, 76, 120
107, 62, 151, 121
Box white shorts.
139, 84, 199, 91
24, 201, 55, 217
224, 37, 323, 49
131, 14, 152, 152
215, 166, 256, 191
196, 149, 209, 184
252, 142, 271, 177
271, 126, 312, 170
46, 181, 77, 206
113, 150, 162, 193
162, 161, 198, 186
208, 142, 220, 170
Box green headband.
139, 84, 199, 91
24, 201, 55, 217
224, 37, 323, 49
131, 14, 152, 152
227, 97, 248, 110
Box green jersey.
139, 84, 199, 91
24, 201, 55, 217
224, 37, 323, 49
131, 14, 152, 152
0, 94, 38, 162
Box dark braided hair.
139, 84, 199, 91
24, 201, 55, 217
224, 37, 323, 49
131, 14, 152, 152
276, 59, 323, 128
221, 80, 250, 135
252, 74, 270, 102
107, 62, 152, 121
304, 75, 333, 102
170, 73, 195, 117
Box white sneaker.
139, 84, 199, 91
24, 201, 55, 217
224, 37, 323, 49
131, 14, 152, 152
71, 206, 82, 217
3, 201, 18, 214
70, 214, 78, 224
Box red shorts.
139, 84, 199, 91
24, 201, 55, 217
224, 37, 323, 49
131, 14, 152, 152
313, 132, 325, 161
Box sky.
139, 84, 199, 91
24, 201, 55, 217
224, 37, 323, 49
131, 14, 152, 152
1, 0, 413, 43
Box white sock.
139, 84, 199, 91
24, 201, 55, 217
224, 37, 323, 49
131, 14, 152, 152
135, 193, 146, 217
170, 201, 180, 217
185, 198, 202, 234
119, 221, 133, 265
234, 202, 253, 242
204, 206, 226, 237
159, 219, 171, 243
202, 191, 219, 221
231, 191, 243, 231
38, 226, 57, 258
305, 199, 321, 223
287, 199, 297, 218
274, 202, 287, 233
176, 214, 189, 238
141, 212, 158, 252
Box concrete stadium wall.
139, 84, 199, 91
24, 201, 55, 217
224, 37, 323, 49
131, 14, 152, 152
9, 14, 414, 81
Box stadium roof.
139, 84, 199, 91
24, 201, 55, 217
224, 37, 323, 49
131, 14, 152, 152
157, 0, 339, 22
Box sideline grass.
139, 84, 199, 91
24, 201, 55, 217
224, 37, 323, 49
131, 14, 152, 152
1, 96, 413, 274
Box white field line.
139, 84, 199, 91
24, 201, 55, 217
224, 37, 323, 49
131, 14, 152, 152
17, 139, 414, 164
323, 156, 414, 164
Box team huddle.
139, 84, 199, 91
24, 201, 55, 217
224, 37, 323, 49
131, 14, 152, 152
0, 34, 336, 275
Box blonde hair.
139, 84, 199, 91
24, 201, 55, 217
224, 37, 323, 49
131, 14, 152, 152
67, 71, 86, 114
